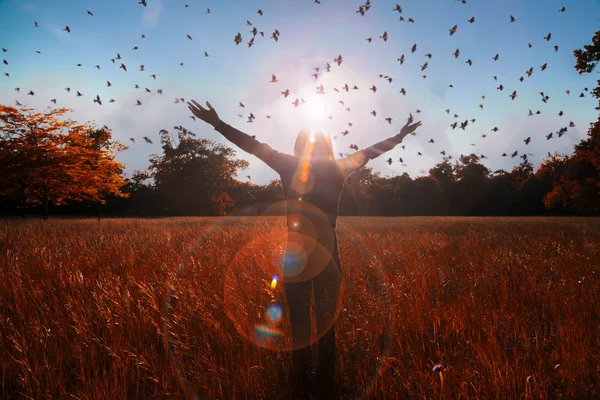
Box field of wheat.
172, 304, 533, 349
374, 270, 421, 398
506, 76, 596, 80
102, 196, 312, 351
1, 217, 599, 399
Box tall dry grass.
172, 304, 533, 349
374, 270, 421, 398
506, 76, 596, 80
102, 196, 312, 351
0, 217, 599, 399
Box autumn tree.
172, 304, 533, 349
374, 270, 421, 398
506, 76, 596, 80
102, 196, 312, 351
0, 105, 129, 219
574, 29, 600, 109
535, 29, 600, 213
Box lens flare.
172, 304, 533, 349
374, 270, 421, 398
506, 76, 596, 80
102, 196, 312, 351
162, 214, 390, 399
270, 275, 278, 289
265, 303, 283, 326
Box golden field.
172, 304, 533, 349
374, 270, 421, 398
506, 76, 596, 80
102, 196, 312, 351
1, 217, 599, 399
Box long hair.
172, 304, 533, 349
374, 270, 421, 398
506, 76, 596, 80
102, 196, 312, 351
294, 129, 335, 160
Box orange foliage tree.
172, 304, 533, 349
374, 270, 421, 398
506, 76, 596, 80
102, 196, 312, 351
0, 105, 129, 218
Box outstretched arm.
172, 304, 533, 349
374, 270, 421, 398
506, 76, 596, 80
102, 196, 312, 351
338, 118, 422, 176
188, 100, 293, 174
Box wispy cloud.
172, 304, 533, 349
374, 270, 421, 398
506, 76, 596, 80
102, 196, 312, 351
141, 0, 164, 30
20, 2, 39, 13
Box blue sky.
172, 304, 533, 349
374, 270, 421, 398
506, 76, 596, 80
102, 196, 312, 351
1, 0, 599, 184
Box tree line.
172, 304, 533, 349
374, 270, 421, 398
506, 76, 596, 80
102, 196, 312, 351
1, 31, 599, 219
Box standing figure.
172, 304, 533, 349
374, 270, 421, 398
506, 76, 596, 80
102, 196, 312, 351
188, 100, 421, 399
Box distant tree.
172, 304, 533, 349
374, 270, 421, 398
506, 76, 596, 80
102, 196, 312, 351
476, 170, 518, 215
0, 105, 128, 219
230, 179, 286, 216
339, 166, 378, 216
408, 176, 443, 215
429, 157, 456, 214
453, 154, 490, 215
147, 126, 249, 216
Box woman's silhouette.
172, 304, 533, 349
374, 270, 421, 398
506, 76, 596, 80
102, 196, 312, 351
188, 100, 421, 399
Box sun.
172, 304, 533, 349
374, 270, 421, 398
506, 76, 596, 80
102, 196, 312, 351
297, 84, 331, 126
304, 95, 329, 124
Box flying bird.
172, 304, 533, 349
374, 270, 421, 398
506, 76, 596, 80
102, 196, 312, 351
142, 136, 152, 144
87, 10, 94, 16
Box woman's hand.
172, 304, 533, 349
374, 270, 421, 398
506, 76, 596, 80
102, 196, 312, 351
399, 119, 422, 139
187, 100, 221, 128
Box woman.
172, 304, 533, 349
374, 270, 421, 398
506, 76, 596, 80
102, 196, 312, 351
187, 100, 421, 399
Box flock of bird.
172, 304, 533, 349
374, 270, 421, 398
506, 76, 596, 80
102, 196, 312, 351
1, 0, 592, 173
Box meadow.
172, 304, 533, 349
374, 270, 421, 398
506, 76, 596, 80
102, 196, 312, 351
0, 217, 599, 399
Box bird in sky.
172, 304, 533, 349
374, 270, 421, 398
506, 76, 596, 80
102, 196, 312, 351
4, 0, 587, 180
